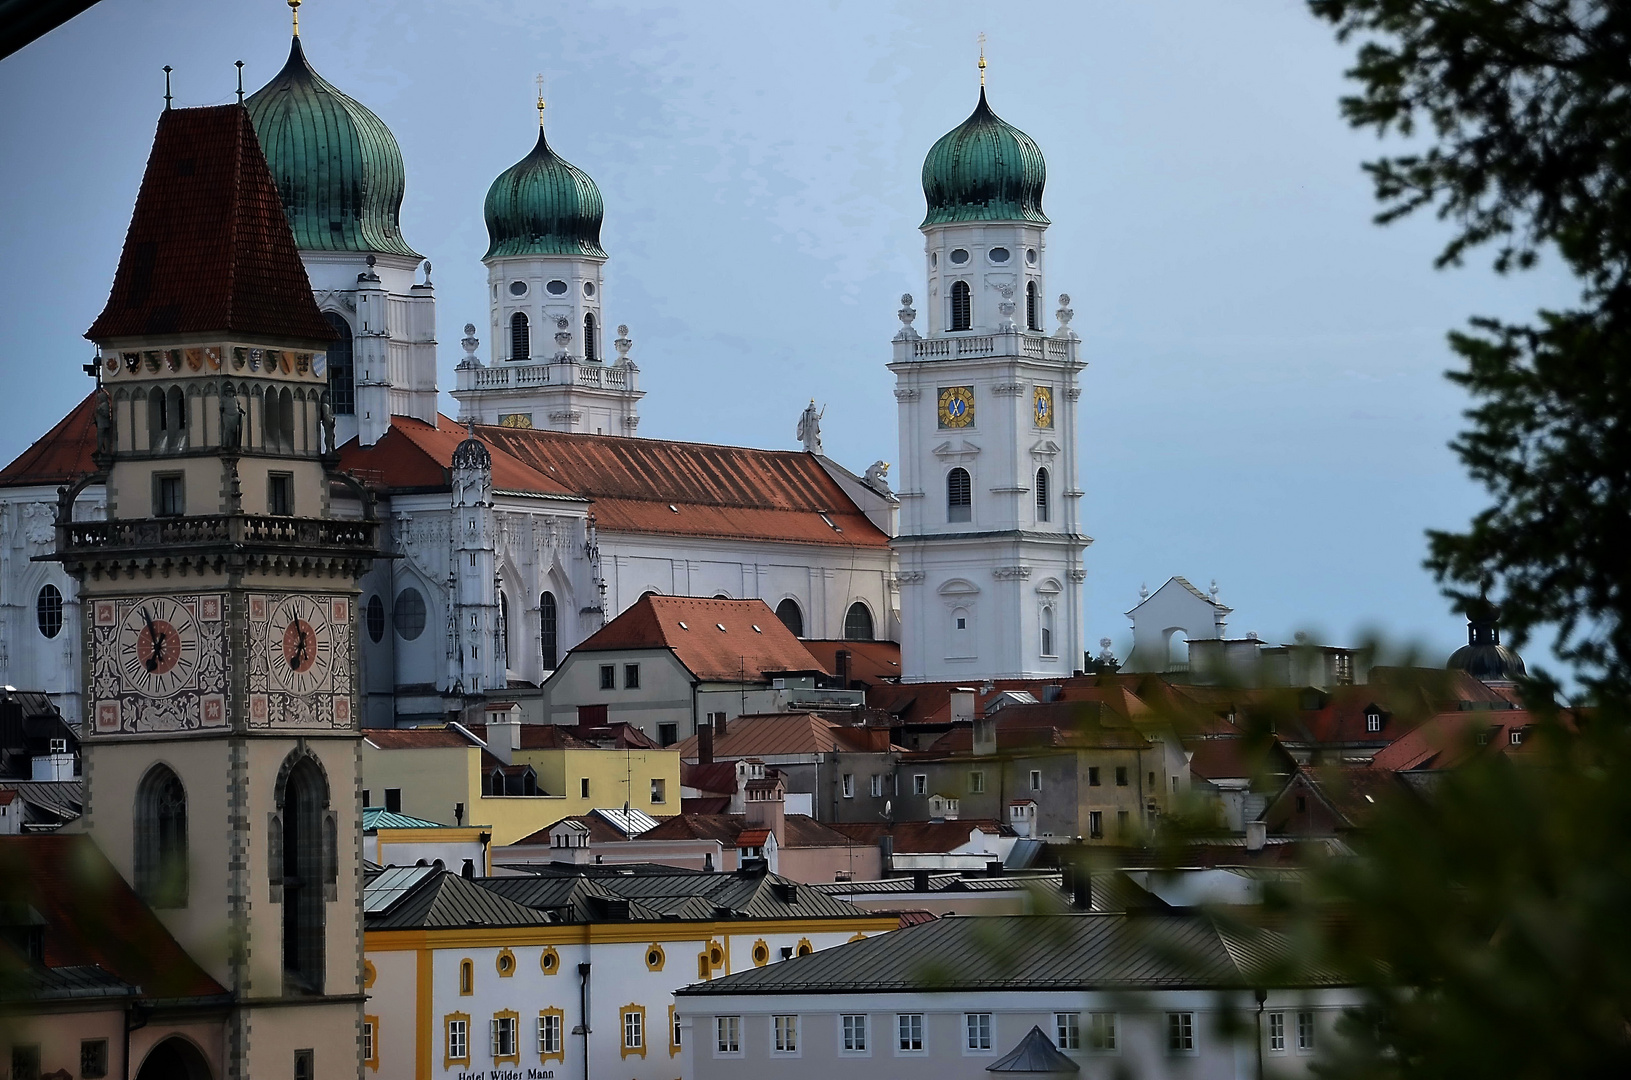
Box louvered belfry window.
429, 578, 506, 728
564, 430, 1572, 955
948, 467, 972, 522
950, 280, 971, 331
510, 311, 530, 361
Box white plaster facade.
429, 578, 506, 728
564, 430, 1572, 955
1123, 575, 1232, 673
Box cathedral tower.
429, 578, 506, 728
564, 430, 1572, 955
891, 74, 1089, 681
451, 88, 644, 435
58, 104, 378, 1077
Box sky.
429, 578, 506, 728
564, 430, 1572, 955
0, 0, 1581, 673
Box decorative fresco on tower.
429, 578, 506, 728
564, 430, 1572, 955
247, 592, 356, 729
88, 593, 228, 734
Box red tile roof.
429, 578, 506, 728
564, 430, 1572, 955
801, 640, 903, 685
510, 814, 631, 846
0, 392, 98, 488
463, 722, 596, 750
1186, 736, 1297, 782
1367, 709, 1551, 772
682, 761, 740, 795
364, 727, 477, 750
0, 835, 226, 999
637, 812, 854, 849
674, 713, 897, 759
86, 105, 332, 345
922, 700, 1153, 754
736, 828, 770, 848
339, 415, 576, 496
869, 676, 1154, 729
574, 595, 826, 683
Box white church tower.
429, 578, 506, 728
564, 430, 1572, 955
452, 86, 643, 435
891, 63, 1089, 682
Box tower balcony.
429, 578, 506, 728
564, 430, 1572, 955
454, 359, 639, 395
892, 329, 1079, 366
51, 515, 381, 579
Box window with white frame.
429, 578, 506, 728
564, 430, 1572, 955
1268, 1012, 1286, 1052
774, 1014, 799, 1053
1166, 1012, 1195, 1054
623, 1009, 644, 1049
716, 1015, 741, 1054
898, 1013, 924, 1052
913, 774, 927, 796
870, 774, 884, 798
842, 1014, 868, 1052
447, 1018, 467, 1061
491, 1015, 518, 1057
538, 1013, 562, 1055
842, 774, 854, 798
1054, 1012, 1080, 1050
362, 1021, 374, 1062
965, 1012, 993, 1051
1029, 770, 1042, 791
1297, 1010, 1315, 1051
969, 770, 986, 793
672, 1009, 683, 1048
1089, 1012, 1117, 1051
1089, 810, 1103, 839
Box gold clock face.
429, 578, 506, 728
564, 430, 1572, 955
938, 386, 975, 429
498, 412, 534, 428
118, 597, 200, 698
1034, 385, 1054, 429
267, 594, 335, 696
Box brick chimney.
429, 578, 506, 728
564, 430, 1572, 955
743, 766, 786, 846
698, 721, 714, 765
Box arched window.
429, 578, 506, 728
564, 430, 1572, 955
167, 386, 188, 450
135, 764, 188, 907
279, 756, 329, 993
950, 280, 971, 331
394, 588, 427, 641
947, 467, 972, 523
324, 312, 356, 415
510, 312, 530, 361
365, 595, 385, 643
1026, 280, 1041, 331
583, 313, 598, 362
36, 584, 63, 639
1041, 607, 1056, 657
775, 598, 804, 638
1035, 467, 1050, 522
843, 602, 874, 642
262, 391, 280, 452
540, 591, 559, 669
279, 388, 295, 451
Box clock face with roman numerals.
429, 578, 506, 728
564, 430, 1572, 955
266, 594, 335, 696
118, 597, 201, 698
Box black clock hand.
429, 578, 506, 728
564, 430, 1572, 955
290, 623, 308, 669
142, 608, 162, 672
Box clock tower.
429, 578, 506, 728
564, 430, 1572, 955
55, 104, 379, 1076
891, 77, 1089, 681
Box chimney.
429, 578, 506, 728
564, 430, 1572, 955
744, 768, 785, 846
1245, 821, 1267, 852
950, 688, 976, 725
836, 649, 852, 688
972, 715, 997, 758
461, 859, 475, 880
986, 859, 1003, 877
912, 869, 930, 892
484, 703, 521, 764
698, 722, 714, 765
716, 713, 728, 737
1073, 874, 1092, 910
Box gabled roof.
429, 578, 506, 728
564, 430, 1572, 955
674, 713, 896, 760
1126, 575, 1231, 616
1367, 709, 1553, 772
0, 835, 226, 999
676, 911, 1347, 996
363, 808, 448, 830
1186, 736, 1297, 783
86, 105, 332, 345
510, 813, 631, 846
923, 701, 1152, 755
800, 640, 903, 685
365, 869, 554, 930
573, 595, 826, 683
338, 414, 577, 496
0, 392, 98, 489
987, 1026, 1080, 1073
637, 812, 856, 850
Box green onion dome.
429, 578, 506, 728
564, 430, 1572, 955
921, 87, 1049, 228
483, 126, 606, 259
245, 36, 420, 259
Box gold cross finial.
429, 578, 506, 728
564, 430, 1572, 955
977, 32, 986, 87
289, 0, 301, 37
536, 73, 546, 128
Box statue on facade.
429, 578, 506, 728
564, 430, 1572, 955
864, 460, 891, 494
319, 390, 336, 455
796, 399, 825, 455
92, 389, 113, 460
220, 395, 243, 452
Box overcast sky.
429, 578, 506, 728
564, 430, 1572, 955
0, 0, 1579, 672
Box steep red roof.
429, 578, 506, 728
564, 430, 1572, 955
364, 727, 476, 750
1367, 709, 1551, 772
463, 722, 596, 750
477, 425, 890, 548
86, 105, 332, 345
870, 676, 1154, 729
0, 392, 97, 488
674, 713, 897, 759
802, 639, 902, 685
339, 415, 576, 496
0, 835, 225, 999
1186, 736, 1297, 782
574, 595, 826, 683
682, 761, 739, 795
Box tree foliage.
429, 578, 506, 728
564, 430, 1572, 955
1309, 0, 1631, 692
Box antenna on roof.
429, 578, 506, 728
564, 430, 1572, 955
163, 65, 173, 111
235, 60, 244, 104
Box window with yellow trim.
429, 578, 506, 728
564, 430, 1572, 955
444, 1012, 471, 1069
645, 943, 665, 971
698, 951, 711, 979
621, 1004, 647, 1058
459, 958, 473, 995
669, 1004, 682, 1056
537, 1008, 566, 1062
751, 939, 770, 966
848, 932, 868, 943
362, 1015, 380, 1070
540, 946, 560, 975
491, 1010, 521, 1065
496, 948, 517, 977
796, 937, 814, 957
708, 941, 725, 968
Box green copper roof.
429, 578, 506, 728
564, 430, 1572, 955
483, 126, 606, 260
245, 37, 420, 259
921, 88, 1049, 228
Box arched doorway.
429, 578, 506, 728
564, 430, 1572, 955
136, 1036, 212, 1080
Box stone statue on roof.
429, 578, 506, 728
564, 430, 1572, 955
796, 399, 824, 455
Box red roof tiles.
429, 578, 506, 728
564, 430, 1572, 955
575, 595, 826, 683
339, 415, 576, 496
0, 392, 97, 488
86, 105, 333, 345
801, 640, 902, 685
364, 727, 476, 750
638, 812, 853, 849
674, 713, 898, 759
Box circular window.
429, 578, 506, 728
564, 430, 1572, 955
949, 248, 970, 265
930, 251, 939, 268
508, 280, 528, 297
989, 246, 1011, 264
546, 279, 569, 296
541, 948, 560, 974
709, 945, 723, 966
36, 584, 63, 639
496, 949, 516, 976
583, 281, 596, 298
365, 595, 385, 643
1026, 248, 1038, 265
393, 588, 426, 640
752, 942, 769, 966
646, 945, 665, 971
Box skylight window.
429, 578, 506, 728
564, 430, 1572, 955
669, 504, 679, 512
752, 625, 762, 633
678, 621, 689, 630
716, 623, 727, 632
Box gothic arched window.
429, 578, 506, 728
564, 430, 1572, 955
843, 602, 874, 642
1035, 467, 1050, 522
510, 312, 530, 362
948, 467, 972, 523
36, 584, 63, 639
540, 591, 559, 670
323, 312, 356, 415
1026, 280, 1041, 331
583, 313, 598, 362
950, 280, 972, 331
279, 755, 329, 993
135, 764, 188, 908
775, 598, 804, 638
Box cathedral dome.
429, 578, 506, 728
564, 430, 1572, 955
245, 36, 420, 259
483, 127, 606, 260
1446, 596, 1527, 683
921, 88, 1049, 228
